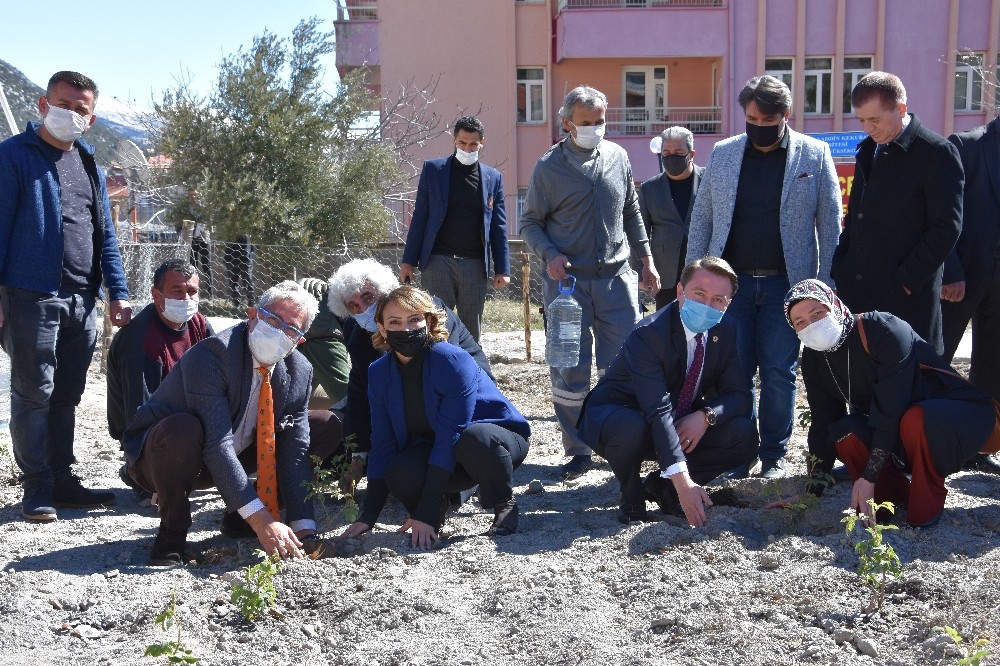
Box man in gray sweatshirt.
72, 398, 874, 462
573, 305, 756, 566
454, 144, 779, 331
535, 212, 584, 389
521, 85, 660, 479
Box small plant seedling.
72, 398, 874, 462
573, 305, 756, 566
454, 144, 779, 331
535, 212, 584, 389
304, 435, 360, 524
941, 626, 991, 666
842, 499, 903, 613
796, 408, 812, 429
231, 549, 282, 622
144, 590, 200, 664
805, 453, 836, 493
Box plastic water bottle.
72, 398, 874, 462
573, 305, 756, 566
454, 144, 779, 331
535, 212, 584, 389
546, 276, 582, 368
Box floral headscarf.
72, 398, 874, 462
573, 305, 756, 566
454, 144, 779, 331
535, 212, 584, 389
783, 279, 855, 351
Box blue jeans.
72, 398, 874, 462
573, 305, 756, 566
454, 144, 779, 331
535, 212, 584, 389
542, 271, 639, 456
0, 287, 97, 484
725, 275, 799, 461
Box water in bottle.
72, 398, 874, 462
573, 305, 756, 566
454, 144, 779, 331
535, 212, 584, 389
546, 276, 582, 368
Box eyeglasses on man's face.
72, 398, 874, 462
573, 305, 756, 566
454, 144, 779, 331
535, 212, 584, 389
256, 307, 306, 340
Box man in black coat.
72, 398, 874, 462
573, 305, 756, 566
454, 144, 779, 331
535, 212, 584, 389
831, 71, 964, 355
578, 257, 757, 528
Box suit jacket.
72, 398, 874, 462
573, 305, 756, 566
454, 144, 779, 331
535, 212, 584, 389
638, 165, 705, 287
832, 114, 964, 354
366, 341, 530, 480
122, 322, 315, 523
402, 156, 510, 277
945, 117, 1000, 286
577, 302, 750, 471
685, 128, 841, 286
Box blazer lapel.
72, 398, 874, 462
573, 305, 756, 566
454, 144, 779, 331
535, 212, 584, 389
669, 306, 689, 384
780, 132, 804, 208
439, 158, 452, 212
662, 175, 682, 219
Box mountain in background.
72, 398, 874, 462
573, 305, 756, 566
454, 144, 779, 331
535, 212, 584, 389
0, 59, 152, 165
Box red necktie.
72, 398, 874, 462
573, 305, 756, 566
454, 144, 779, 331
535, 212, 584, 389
256, 367, 280, 521
675, 333, 704, 419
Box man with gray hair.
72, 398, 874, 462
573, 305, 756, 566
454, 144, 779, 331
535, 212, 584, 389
686, 75, 841, 479
122, 281, 342, 565
521, 84, 660, 479
639, 126, 705, 309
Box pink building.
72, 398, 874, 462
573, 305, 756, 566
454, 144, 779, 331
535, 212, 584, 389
335, 0, 1000, 236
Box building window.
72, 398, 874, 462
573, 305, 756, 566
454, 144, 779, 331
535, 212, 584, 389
800, 58, 832, 115
621, 66, 667, 135
517, 68, 545, 123
516, 188, 528, 234
955, 53, 984, 112
843, 56, 873, 112
764, 58, 793, 91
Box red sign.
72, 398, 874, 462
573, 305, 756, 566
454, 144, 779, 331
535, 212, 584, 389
835, 162, 855, 223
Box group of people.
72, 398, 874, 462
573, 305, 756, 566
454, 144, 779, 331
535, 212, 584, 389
1, 68, 998, 566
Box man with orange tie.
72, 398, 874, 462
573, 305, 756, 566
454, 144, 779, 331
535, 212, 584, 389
123, 281, 341, 565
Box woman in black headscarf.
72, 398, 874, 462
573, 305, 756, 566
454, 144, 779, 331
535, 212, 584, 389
780, 279, 999, 526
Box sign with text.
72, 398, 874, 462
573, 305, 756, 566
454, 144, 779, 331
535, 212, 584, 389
835, 162, 855, 222
809, 131, 867, 157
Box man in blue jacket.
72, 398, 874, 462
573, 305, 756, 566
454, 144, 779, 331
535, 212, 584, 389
0, 71, 131, 522
399, 116, 510, 342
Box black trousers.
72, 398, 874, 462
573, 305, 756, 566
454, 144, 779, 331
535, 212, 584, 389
941, 256, 1000, 399
591, 406, 758, 506
384, 423, 529, 513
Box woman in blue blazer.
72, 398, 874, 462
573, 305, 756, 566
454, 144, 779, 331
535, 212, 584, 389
338, 286, 530, 548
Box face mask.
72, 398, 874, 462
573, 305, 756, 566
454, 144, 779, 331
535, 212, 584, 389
455, 148, 479, 166
663, 154, 691, 177
796, 314, 844, 351
570, 122, 605, 150
679, 298, 725, 334
43, 104, 90, 143
386, 328, 428, 357
161, 297, 199, 325
249, 320, 298, 366
353, 301, 378, 333
745, 121, 784, 148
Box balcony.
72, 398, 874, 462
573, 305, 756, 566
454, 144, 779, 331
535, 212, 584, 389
604, 106, 721, 136
336, 1, 377, 20
557, 0, 724, 9
334, 1, 379, 78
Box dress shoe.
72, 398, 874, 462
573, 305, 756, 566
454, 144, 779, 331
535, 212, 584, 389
964, 453, 1000, 475
643, 471, 683, 516
219, 511, 257, 539
149, 528, 197, 566
758, 458, 787, 480
53, 472, 116, 508
560, 455, 593, 480
21, 482, 57, 522
488, 498, 519, 536
616, 502, 650, 524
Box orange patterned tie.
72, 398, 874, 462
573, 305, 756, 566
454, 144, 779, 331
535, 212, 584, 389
256, 367, 280, 521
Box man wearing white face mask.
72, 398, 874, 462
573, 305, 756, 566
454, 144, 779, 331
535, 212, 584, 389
122, 281, 342, 565
521, 85, 660, 480
0, 70, 131, 522
399, 116, 510, 343
107, 260, 214, 497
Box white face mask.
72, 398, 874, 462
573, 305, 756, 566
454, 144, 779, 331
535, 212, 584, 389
161, 297, 199, 325
796, 314, 844, 351
454, 148, 479, 166
352, 300, 378, 333
570, 122, 605, 150
249, 320, 298, 366
43, 104, 90, 143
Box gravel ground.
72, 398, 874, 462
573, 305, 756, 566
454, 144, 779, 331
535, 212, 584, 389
0, 330, 997, 666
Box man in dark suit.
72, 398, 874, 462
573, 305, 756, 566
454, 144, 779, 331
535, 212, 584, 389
638, 126, 704, 310
399, 116, 509, 342
123, 281, 340, 565
578, 257, 758, 527
942, 116, 1000, 474
832, 71, 964, 355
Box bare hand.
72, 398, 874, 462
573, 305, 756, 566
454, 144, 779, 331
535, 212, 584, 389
398, 518, 439, 549
640, 258, 661, 294
850, 478, 876, 523
674, 411, 709, 454
336, 521, 371, 541
669, 472, 713, 527
110, 300, 133, 326
764, 494, 802, 510
493, 274, 511, 289
546, 255, 571, 281
940, 281, 966, 303
399, 263, 415, 285
253, 518, 305, 560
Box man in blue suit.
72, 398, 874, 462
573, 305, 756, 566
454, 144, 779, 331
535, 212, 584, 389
399, 116, 509, 342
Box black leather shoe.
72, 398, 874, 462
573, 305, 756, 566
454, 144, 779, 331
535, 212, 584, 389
560, 455, 593, 480
53, 472, 116, 508
149, 528, 197, 566
643, 471, 683, 516
219, 511, 257, 539
964, 453, 1000, 475
488, 498, 519, 536
616, 503, 650, 524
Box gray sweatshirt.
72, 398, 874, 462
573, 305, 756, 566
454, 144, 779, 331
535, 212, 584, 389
520, 138, 651, 280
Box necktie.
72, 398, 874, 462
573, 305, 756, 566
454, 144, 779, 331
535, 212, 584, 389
256, 366, 280, 521
675, 333, 705, 419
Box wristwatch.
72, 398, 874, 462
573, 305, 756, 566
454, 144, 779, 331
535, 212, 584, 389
701, 406, 718, 427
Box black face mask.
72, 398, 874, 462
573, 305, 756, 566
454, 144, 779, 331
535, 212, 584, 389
663, 154, 691, 177
745, 121, 784, 148
386, 328, 428, 357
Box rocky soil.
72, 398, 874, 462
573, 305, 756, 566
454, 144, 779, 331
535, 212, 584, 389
0, 330, 997, 666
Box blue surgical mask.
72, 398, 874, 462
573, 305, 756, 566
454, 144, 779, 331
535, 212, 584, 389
353, 301, 378, 333
679, 298, 725, 333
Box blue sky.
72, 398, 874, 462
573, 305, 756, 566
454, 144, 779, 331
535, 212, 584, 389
1, 0, 341, 109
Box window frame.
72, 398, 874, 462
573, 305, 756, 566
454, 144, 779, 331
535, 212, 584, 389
516, 67, 546, 124
954, 52, 985, 112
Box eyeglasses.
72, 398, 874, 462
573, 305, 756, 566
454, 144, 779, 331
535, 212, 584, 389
256, 307, 306, 340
